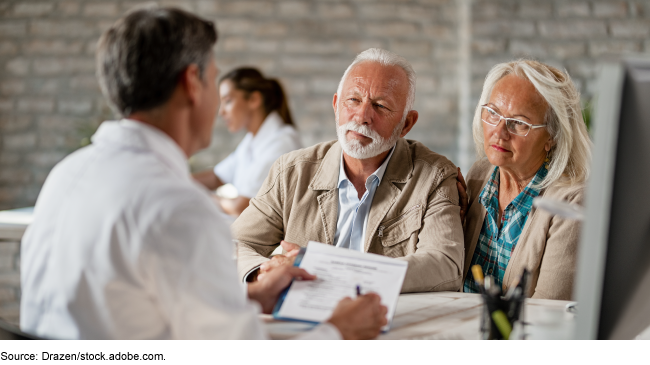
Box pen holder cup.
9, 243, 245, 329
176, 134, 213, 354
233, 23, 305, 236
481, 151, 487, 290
480, 293, 525, 340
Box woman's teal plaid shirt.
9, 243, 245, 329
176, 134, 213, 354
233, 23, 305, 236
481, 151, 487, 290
464, 164, 548, 292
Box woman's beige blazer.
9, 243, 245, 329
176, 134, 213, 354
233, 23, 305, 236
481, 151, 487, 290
463, 158, 584, 300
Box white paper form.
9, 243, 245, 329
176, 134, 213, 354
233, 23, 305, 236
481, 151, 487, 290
276, 241, 408, 330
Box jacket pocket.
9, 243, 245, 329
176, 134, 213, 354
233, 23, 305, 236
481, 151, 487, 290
378, 205, 422, 247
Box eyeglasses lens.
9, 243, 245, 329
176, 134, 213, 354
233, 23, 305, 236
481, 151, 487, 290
482, 108, 500, 125
482, 107, 530, 136
505, 120, 530, 136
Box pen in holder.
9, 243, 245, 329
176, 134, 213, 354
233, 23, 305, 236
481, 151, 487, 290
472, 265, 529, 340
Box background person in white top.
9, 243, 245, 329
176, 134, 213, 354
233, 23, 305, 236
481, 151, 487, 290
194, 67, 302, 216
20, 6, 387, 340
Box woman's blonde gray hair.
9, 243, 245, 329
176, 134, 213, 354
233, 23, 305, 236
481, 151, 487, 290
472, 59, 592, 188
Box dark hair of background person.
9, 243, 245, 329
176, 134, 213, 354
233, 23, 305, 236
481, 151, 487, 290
96, 7, 218, 117
220, 67, 295, 126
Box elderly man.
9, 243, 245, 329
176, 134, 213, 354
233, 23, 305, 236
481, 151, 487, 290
234, 48, 464, 293
20, 7, 386, 340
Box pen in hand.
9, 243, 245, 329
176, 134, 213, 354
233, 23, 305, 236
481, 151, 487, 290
356, 285, 361, 297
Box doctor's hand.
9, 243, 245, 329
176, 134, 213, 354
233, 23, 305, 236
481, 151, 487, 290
247, 264, 316, 314
327, 293, 388, 340
258, 241, 301, 280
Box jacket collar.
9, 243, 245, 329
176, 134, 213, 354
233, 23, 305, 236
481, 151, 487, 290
310, 138, 413, 191
310, 142, 342, 190
382, 138, 413, 184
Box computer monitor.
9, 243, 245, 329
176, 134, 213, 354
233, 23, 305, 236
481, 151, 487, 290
574, 57, 650, 339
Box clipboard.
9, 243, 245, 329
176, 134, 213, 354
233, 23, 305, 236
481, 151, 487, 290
272, 247, 312, 323
270, 241, 407, 331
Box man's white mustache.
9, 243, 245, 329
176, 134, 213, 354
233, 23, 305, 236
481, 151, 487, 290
339, 122, 383, 142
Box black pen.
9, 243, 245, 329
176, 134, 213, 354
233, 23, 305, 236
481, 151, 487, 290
356, 285, 361, 297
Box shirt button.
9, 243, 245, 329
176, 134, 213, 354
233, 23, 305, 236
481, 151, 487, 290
488, 268, 493, 274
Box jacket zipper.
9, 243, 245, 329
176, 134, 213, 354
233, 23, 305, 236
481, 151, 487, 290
377, 204, 421, 237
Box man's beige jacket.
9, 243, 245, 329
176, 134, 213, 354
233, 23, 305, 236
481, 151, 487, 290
463, 158, 584, 300
233, 138, 465, 293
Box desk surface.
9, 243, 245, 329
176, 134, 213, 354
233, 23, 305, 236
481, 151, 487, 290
0, 207, 33, 240
264, 292, 574, 340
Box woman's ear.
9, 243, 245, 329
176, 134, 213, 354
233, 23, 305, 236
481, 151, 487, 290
544, 136, 554, 152
247, 90, 263, 110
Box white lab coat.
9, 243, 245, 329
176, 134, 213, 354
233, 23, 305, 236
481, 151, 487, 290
214, 111, 302, 198
20, 119, 337, 340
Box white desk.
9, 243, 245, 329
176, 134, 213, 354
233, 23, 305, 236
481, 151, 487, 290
263, 292, 575, 340
0, 207, 33, 326
0, 207, 33, 240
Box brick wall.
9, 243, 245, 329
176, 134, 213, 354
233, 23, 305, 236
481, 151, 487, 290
2, 1, 650, 210
0, 0, 460, 211
471, 0, 650, 103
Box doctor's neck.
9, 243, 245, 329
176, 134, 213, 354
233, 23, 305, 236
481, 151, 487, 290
128, 102, 201, 158
246, 108, 269, 137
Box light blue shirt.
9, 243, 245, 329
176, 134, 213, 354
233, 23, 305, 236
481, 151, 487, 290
334, 147, 395, 251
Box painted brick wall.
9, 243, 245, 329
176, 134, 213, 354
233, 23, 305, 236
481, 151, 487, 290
2, 1, 650, 211
471, 0, 650, 103
0, 0, 460, 211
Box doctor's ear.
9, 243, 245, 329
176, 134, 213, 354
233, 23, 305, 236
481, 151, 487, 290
181, 64, 202, 105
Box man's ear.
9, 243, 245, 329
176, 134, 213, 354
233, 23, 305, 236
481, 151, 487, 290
399, 110, 419, 137
180, 64, 202, 105
332, 93, 338, 114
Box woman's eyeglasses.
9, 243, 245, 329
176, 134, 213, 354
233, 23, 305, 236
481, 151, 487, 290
481, 105, 547, 136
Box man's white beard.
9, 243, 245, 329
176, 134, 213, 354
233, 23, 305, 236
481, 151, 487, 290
336, 115, 405, 160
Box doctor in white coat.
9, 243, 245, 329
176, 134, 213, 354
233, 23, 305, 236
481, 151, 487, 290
20, 6, 387, 340
193, 67, 302, 216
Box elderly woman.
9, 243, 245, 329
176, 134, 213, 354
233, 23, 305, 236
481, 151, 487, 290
458, 59, 591, 300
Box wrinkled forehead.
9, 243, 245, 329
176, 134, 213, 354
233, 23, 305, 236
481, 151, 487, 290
342, 62, 409, 99
489, 74, 548, 113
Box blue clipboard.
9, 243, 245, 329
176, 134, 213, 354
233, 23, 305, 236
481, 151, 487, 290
271, 247, 320, 324
269, 243, 400, 333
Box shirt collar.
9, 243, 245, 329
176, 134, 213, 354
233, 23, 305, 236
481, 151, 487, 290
479, 164, 548, 215
337, 146, 396, 188
249, 111, 285, 152
510, 164, 547, 214
478, 166, 500, 210
91, 119, 190, 180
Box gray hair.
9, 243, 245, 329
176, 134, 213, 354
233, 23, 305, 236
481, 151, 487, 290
472, 59, 592, 188
336, 48, 416, 120
96, 6, 217, 117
